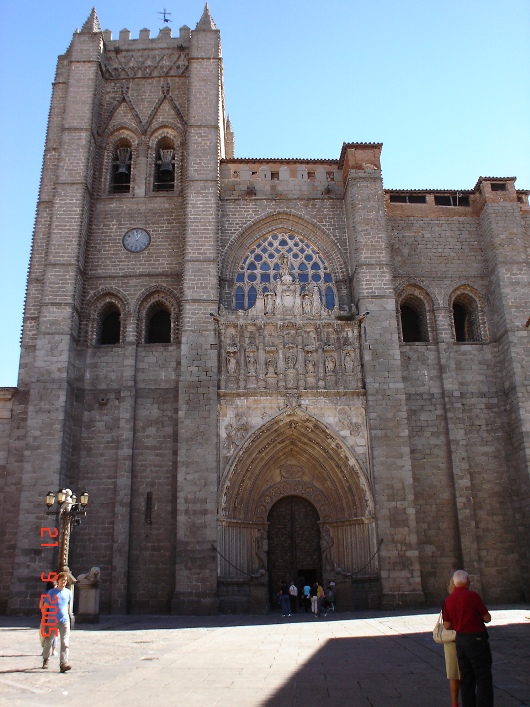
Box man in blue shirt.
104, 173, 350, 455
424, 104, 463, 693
41, 572, 72, 672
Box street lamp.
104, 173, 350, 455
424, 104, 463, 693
45, 488, 89, 577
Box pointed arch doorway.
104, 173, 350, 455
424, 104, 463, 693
267, 496, 321, 606
218, 408, 379, 613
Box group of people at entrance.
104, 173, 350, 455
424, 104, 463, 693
442, 569, 493, 707
278, 580, 335, 617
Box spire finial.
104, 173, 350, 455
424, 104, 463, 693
196, 3, 217, 30
81, 7, 101, 33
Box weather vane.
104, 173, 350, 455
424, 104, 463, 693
158, 8, 173, 24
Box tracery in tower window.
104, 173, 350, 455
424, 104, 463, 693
234, 232, 337, 311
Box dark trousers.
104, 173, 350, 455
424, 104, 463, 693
456, 632, 493, 707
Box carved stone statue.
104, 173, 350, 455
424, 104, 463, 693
246, 352, 257, 375
284, 349, 297, 370
266, 355, 277, 376
325, 353, 336, 374
344, 351, 355, 373
227, 351, 238, 376
305, 352, 316, 374
255, 529, 268, 571
320, 524, 334, 570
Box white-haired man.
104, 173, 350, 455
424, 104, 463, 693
443, 570, 492, 707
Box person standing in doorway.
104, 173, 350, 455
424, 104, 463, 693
443, 570, 492, 707
288, 581, 298, 614
279, 580, 291, 617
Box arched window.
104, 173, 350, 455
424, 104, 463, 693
397, 288, 432, 343
153, 137, 175, 192
146, 307, 171, 343
234, 232, 337, 311
452, 293, 481, 342
97, 306, 121, 345
110, 140, 132, 194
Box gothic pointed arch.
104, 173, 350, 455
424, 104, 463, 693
448, 284, 488, 342
135, 286, 180, 344
220, 212, 350, 311
85, 289, 129, 345
147, 125, 185, 194
218, 407, 377, 584
395, 283, 435, 343
101, 126, 139, 195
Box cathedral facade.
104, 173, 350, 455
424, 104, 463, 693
1, 7, 529, 615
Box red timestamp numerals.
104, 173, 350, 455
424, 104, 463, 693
40, 527, 59, 547
39, 527, 59, 638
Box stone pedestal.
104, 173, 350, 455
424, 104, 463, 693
75, 567, 100, 623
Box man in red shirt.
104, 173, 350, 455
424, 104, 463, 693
443, 570, 493, 707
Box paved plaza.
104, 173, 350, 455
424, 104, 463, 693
0, 607, 528, 706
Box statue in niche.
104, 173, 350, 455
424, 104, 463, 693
305, 352, 316, 374
264, 291, 276, 315
255, 529, 268, 570
320, 524, 334, 570
227, 351, 238, 376
344, 351, 355, 373
302, 292, 312, 316
284, 348, 297, 370
246, 352, 257, 376
325, 353, 336, 374
266, 355, 277, 376
278, 252, 291, 282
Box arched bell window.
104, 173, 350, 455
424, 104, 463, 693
153, 138, 175, 192
110, 140, 132, 194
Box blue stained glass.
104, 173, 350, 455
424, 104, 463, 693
279, 239, 288, 246
311, 262, 321, 270
324, 273, 333, 283
292, 253, 299, 259
312, 273, 321, 282
273, 263, 280, 270
236, 273, 244, 282
299, 262, 307, 271
305, 254, 312, 262
268, 252, 275, 259
248, 286, 257, 308
260, 273, 270, 282
299, 273, 309, 283
254, 254, 262, 262
288, 234, 295, 240
260, 262, 270, 270
247, 261, 257, 270
326, 287, 335, 310
235, 286, 245, 309
248, 272, 257, 282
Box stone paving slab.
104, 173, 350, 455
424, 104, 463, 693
0, 607, 528, 706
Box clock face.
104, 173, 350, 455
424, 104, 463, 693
122, 228, 151, 253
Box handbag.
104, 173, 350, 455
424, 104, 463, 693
433, 610, 456, 644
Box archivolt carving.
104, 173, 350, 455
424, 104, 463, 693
220, 408, 373, 524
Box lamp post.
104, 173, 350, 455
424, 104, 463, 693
45, 488, 89, 578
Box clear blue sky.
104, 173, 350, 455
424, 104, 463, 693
0, 0, 528, 386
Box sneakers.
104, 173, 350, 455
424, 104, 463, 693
42, 659, 48, 669
60, 664, 72, 673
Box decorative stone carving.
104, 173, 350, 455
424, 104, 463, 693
337, 406, 363, 437
223, 412, 250, 456
320, 524, 334, 570
101, 49, 189, 79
